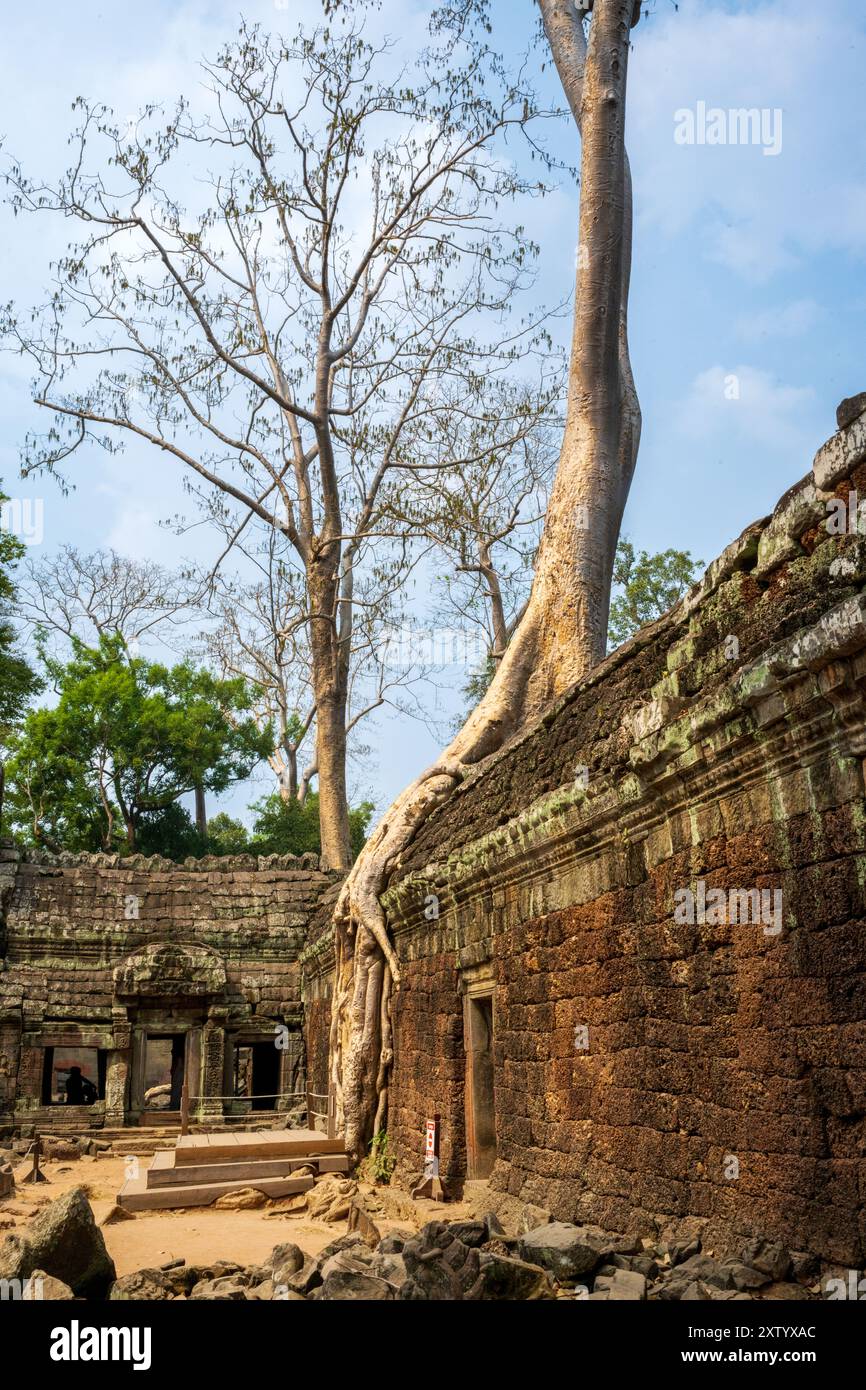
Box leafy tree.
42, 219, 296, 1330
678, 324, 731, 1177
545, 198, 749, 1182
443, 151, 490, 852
6, 634, 271, 851
136, 803, 207, 860
206, 812, 251, 857
607, 540, 702, 649
249, 791, 373, 862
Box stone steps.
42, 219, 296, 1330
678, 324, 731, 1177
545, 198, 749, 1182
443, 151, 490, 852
117, 1127, 349, 1211
118, 1171, 315, 1211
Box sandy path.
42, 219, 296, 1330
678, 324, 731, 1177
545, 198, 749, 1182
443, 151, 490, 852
1, 1154, 413, 1276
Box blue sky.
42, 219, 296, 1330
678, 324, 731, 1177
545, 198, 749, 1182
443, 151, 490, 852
0, 0, 863, 824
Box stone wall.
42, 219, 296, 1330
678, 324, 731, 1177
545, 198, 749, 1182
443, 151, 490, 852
323, 409, 866, 1264
0, 850, 338, 1132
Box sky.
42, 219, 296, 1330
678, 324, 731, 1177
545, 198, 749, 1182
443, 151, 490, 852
0, 0, 863, 827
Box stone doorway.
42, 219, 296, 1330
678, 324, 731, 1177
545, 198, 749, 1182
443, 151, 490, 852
232, 1041, 280, 1111
143, 1034, 185, 1112
465, 989, 497, 1179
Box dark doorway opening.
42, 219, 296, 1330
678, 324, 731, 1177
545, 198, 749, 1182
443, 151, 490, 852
233, 1042, 279, 1110
466, 994, 496, 1179
144, 1034, 185, 1111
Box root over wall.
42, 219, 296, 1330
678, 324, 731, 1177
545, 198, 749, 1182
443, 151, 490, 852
304, 411, 866, 1264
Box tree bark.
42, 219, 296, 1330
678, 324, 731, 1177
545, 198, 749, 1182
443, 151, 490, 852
332, 0, 643, 1159
194, 782, 207, 838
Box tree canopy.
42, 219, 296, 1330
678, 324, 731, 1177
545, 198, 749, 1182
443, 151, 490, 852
5, 633, 271, 851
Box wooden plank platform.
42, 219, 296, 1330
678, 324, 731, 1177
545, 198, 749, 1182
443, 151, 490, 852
173, 1128, 344, 1164
147, 1149, 349, 1187
115, 1126, 349, 1210
118, 1172, 315, 1212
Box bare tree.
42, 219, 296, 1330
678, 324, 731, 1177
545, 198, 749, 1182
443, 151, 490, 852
393, 375, 562, 679
18, 545, 198, 655
4, 5, 550, 871
331, 0, 643, 1156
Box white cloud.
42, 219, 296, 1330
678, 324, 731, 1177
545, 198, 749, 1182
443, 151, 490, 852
736, 298, 822, 341
628, 0, 866, 282
675, 364, 816, 454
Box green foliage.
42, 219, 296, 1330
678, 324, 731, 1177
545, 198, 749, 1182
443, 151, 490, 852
364, 1130, 397, 1184
206, 811, 251, 856
607, 540, 702, 649
249, 791, 374, 862
0, 486, 41, 744
5, 633, 272, 851
136, 803, 207, 860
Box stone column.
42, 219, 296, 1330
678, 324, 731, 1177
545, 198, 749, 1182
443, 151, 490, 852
104, 1016, 131, 1127
199, 1008, 228, 1120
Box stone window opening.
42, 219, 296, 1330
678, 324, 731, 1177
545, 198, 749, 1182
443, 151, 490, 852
40, 1046, 107, 1106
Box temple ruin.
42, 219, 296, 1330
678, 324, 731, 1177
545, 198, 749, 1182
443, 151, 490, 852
3, 410, 866, 1267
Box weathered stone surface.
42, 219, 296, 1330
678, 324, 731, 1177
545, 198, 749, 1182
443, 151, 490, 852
0, 1187, 115, 1299
836, 391, 866, 430
109, 1268, 175, 1300
101, 1203, 135, 1225
595, 1269, 646, 1301
470, 1251, 556, 1300
190, 1274, 250, 1300
317, 1271, 394, 1300
517, 1223, 604, 1282
23, 1269, 74, 1300
213, 1187, 269, 1211
267, 1242, 305, 1282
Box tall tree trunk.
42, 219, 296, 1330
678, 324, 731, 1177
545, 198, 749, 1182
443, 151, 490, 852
331, 0, 642, 1159
194, 782, 207, 839
316, 692, 351, 869
309, 557, 352, 871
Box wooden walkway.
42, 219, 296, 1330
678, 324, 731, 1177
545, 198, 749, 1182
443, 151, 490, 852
118, 1127, 349, 1211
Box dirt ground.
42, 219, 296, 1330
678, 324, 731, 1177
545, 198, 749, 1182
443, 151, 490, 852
0, 1153, 466, 1276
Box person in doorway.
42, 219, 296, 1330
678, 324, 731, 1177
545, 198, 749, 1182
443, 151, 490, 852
64, 1066, 97, 1105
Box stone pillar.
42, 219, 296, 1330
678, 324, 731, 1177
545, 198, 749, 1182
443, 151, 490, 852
129, 1025, 148, 1118
199, 1008, 228, 1120
104, 1016, 131, 1127
277, 1025, 304, 1112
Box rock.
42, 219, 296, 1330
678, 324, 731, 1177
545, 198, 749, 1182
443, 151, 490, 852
680, 1280, 712, 1301
398, 1231, 475, 1301
519, 1204, 552, 1234
673, 1254, 734, 1291
369, 1251, 409, 1292
604, 1269, 647, 1301
23, 1269, 74, 1300
318, 1270, 394, 1300
267, 1242, 305, 1283
725, 1262, 771, 1292
517, 1222, 603, 1283
246, 1279, 275, 1300
790, 1250, 819, 1282
378, 1229, 412, 1254
468, 1251, 556, 1301
837, 392, 866, 431
109, 1268, 175, 1300
347, 1199, 381, 1249
306, 1175, 358, 1222
629, 1253, 659, 1280
0, 1186, 115, 1299
319, 1246, 376, 1283
190, 1275, 250, 1300
762, 1281, 814, 1300
444, 1220, 488, 1249
287, 1259, 322, 1296
212, 1187, 269, 1211
740, 1238, 791, 1282
101, 1203, 136, 1225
